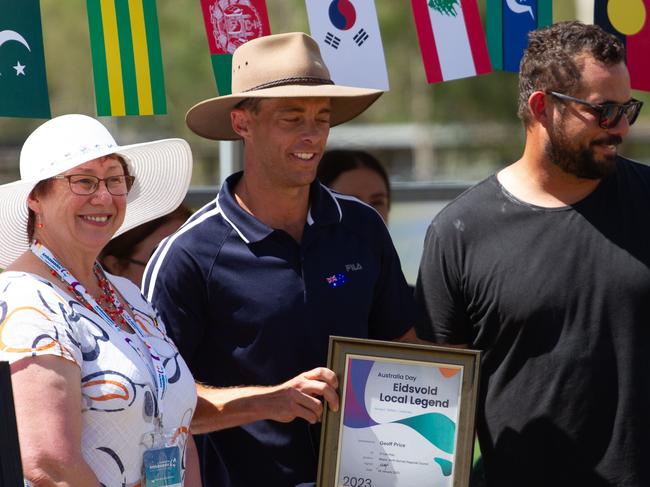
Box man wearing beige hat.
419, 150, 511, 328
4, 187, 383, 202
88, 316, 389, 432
142, 32, 418, 486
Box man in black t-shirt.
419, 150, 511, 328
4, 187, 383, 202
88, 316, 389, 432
416, 21, 649, 487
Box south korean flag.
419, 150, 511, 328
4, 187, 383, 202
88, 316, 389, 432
306, 0, 390, 90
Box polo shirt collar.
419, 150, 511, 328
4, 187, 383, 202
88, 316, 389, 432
307, 180, 342, 228
217, 171, 342, 244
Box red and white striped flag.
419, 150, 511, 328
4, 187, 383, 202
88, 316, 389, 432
305, 0, 389, 90
411, 0, 492, 83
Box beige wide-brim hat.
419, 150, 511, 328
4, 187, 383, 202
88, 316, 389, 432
186, 32, 383, 140
0, 114, 193, 269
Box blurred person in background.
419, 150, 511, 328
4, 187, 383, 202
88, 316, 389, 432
0, 114, 200, 486
317, 149, 390, 222
100, 204, 192, 286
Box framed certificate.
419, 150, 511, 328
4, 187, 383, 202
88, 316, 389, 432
317, 337, 480, 487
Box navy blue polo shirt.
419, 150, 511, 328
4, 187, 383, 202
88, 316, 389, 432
142, 171, 413, 487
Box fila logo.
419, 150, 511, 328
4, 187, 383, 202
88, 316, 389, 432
345, 263, 363, 272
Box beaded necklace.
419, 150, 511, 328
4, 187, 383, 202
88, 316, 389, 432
47, 261, 130, 330
31, 240, 168, 428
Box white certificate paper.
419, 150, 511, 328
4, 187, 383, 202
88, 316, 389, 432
335, 355, 463, 487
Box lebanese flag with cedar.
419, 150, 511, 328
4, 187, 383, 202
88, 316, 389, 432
411, 0, 492, 83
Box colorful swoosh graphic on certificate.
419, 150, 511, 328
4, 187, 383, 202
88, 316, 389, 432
342, 357, 458, 475
344, 356, 379, 428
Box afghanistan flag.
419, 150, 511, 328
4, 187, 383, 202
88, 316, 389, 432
86, 0, 166, 116
0, 0, 50, 118
487, 0, 553, 73
595, 0, 650, 92
200, 0, 270, 96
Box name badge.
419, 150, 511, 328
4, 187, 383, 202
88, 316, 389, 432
142, 445, 182, 487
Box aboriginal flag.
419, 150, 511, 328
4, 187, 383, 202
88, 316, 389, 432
594, 0, 650, 92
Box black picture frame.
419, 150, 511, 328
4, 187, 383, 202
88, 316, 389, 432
317, 336, 480, 487
0, 361, 23, 487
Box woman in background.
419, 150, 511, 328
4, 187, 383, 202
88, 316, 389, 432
100, 204, 192, 287
317, 149, 391, 222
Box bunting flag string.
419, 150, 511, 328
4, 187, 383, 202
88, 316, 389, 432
305, 0, 389, 90
5, 1, 646, 120
411, 0, 491, 84
0, 0, 51, 118
594, 0, 650, 92
200, 0, 271, 96
86, 0, 167, 116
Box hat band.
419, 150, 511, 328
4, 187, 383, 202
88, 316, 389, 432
244, 76, 334, 92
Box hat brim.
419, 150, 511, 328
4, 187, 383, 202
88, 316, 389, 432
186, 84, 383, 140
0, 138, 192, 269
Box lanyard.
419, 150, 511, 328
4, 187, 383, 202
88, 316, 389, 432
31, 241, 168, 427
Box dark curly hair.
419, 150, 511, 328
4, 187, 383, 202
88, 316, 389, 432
518, 21, 625, 126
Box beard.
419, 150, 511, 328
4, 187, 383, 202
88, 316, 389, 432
545, 123, 621, 179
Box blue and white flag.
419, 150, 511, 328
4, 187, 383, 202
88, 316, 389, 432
305, 0, 389, 90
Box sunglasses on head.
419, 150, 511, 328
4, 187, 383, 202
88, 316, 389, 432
547, 91, 643, 129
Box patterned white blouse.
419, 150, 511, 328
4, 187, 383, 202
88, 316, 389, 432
0, 270, 197, 487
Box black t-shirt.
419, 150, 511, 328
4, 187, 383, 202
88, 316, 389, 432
415, 157, 650, 486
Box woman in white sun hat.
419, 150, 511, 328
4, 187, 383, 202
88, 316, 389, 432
0, 114, 200, 486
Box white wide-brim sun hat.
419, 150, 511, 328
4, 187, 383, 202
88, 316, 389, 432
0, 114, 193, 269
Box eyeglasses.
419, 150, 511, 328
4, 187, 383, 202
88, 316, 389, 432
547, 91, 643, 129
51, 174, 135, 196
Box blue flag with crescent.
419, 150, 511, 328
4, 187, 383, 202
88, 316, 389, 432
487, 0, 553, 72
0, 0, 51, 118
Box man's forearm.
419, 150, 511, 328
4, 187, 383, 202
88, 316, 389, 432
190, 367, 339, 434
191, 383, 273, 434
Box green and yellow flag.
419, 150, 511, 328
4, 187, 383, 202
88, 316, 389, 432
86, 0, 166, 116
